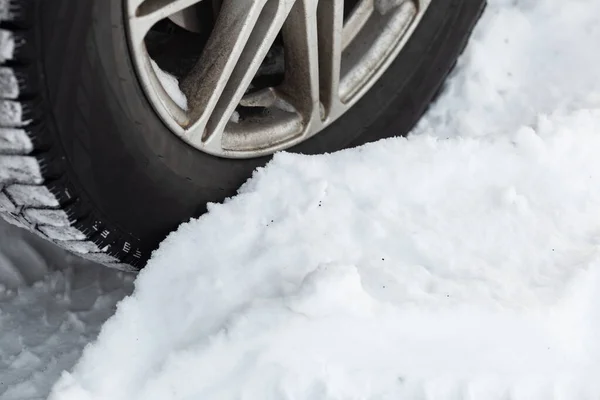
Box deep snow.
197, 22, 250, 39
3, 0, 600, 398
51, 111, 600, 399
49, 0, 600, 398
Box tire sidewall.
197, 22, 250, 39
42, 0, 480, 258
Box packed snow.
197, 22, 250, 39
2, 0, 600, 398
0, 266, 133, 400
0, 221, 134, 400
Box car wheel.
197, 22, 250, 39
0, 0, 485, 270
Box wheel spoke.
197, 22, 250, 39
128, 0, 206, 39
317, 0, 344, 119
125, 0, 433, 157
183, 0, 299, 145
339, 0, 418, 101
342, 0, 374, 49
278, 0, 321, 126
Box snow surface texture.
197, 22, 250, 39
46, 0, 600, 399
0, 221, 56, 289
0, 270, 134, 400
0, 221, 134, 400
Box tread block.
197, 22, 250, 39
0, 128, 32, 154
60, 240, 102, 255
0, 99, 25, 126
0, 154, 41, 183
0, 0, 32, 26
38, 224, 86, 241
0, 29, 15, 62
0, 66, 18, 99
23, 208, 70, 226
5, 184, 59, 207
83, 252, 119, 264
0, 189, 17, 212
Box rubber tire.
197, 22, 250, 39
0, 0, 486, 270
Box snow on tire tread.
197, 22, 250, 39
0, 0, 130, 269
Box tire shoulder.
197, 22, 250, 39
0, 0, 140, 271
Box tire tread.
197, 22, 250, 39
0, 0, 136, 271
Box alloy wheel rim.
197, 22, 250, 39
125, 0, 431, 159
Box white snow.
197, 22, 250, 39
0, 29, 14, 63
150, 59, 188, 111
0, 99, 23, 127
0, 67, 19, 99
0, 0, 598, 398
22, 209, 71, 228
415, 0, 600, 140
230, 110, 241, 123
5, 184, 59, 208
0, 155, 42, 185
37, 225, 87, 242
50, 111, 600, 400
0, 128, 33, 154
44, 0, 600, 399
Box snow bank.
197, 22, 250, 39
51, 109, 600, 400
416, 0, 600, 140
49, 0, 600, 399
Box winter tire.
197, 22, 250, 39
0, 0, 485, 270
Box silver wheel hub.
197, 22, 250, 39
126, 0, 431, 158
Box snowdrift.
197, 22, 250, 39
48, 0, 600, 398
